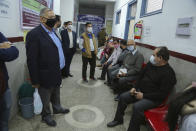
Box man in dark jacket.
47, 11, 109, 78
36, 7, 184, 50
61, 21, 77, 78
107, 46, 177, 131
26, 8, 69, 127
97, 28, 107, 47
0, 32, 19, 131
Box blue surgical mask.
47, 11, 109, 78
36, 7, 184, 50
127, 45, 135, 51
150, 55, 157, 65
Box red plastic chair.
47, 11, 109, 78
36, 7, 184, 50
144, 96, 171, 131
144, 105, 169, 131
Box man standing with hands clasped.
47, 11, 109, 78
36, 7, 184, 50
26, 8, 69, 127
79, 22, 98, 82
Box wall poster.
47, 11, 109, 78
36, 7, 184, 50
19, 0, 53, 29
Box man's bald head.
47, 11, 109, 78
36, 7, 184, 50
127, 39, 136, 49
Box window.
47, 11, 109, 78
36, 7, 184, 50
116, 10, 121, 24
140, 0, 164, 17
129, 2, 137, 18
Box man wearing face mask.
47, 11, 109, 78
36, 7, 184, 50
59, 21, 68, 33
107, 46, 176, 131
61, 21, 77, 78
108, 40, 144, 89
98, 38, 122, 81
53, 15, 62, 40
26, 8, 69, 127
79, 22, 98, 82
105, 39, 128, 84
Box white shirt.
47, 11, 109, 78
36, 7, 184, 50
68, 31, 73, 48
89, 39, 94, 51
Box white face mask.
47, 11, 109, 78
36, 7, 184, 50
150, 55, 157, 65
87, 27, 93, 33
127, 45, 135, 51
109, 39, 113, 42
67, 25, 72, 30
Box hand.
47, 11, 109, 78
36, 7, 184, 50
82, 48, 86, 52
116, 74, 120, 78
130, 88, 136, 96
0, 42, 11, 49
105, 54, 108, 59
135, 91, 143, 100
108, 64, 112, 68
104, 62, 107, 65
32, 84, 40, 88
119, 71, 126, 77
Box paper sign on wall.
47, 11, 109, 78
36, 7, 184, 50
19, 0, 53, 30
0, 0, 11, 18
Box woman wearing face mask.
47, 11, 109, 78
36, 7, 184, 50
79, 22, 98, 82
165, 83, 196, 131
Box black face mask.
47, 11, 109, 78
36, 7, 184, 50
45, 18, 56, 28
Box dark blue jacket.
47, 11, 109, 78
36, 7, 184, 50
60, 29, 77, 54
0, 32, 19, 91
26, 25, 63, 88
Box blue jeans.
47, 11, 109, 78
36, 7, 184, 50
0, 88, 12, 131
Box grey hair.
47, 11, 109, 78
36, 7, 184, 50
39, 7, 52, 16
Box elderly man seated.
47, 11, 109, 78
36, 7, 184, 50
107, 40, 144, 94
107, 46, 177, 131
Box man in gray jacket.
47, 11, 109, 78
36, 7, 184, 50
110, 40, 144, 93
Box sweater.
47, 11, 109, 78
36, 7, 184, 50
0, 32, 19, 96
121, 50, 144, 76
135, 62, 176, 103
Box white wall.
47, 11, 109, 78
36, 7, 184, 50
0, 0, 62, 37
53, 0, 61, 15
112, 0, 129, 38
0, 0, 23, 37
112, 0, 196, 57
60, 0, 75, 23
105, 3, 115, 19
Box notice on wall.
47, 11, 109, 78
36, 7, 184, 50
0, 0, 11, 18
19, 0, 53, 29
78, 15, 105, 37
144, 26, 151, 37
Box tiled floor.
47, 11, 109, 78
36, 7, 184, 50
9, 54, 148, 131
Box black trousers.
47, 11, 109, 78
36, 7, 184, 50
0, 88, 11, 131
100, 61, 112, 79
38, 87, 62, 118
64, 48, 75, 76
82, 51, 96, 79
107, 64, 120, 83
114, 91, 159, 131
